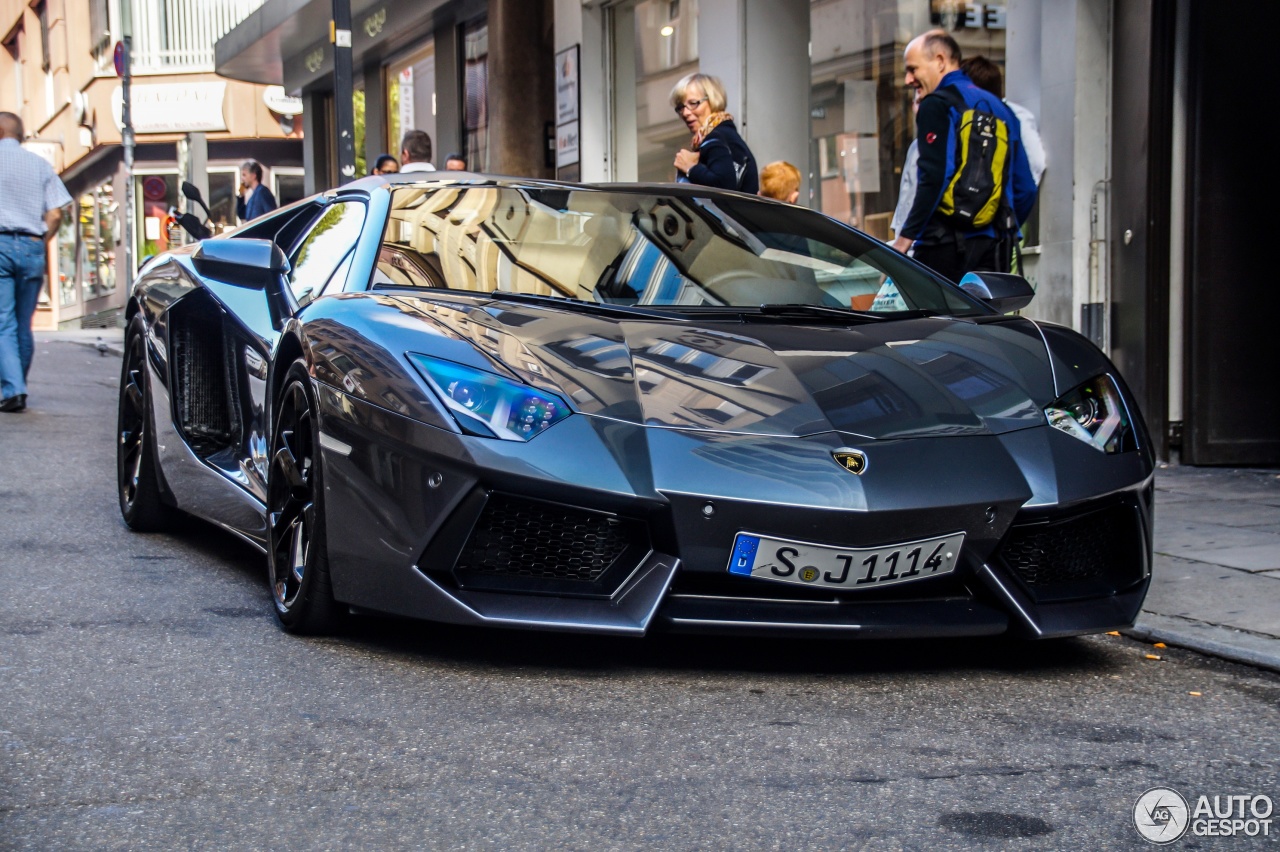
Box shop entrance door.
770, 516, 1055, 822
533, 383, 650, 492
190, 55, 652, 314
1181, 3, 1280, 465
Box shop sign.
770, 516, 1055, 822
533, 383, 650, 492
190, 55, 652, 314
263, 86, 305, 116
399, 67, 415, 138
111, 82, 228, 134
555, 45, 580, 126
930, 3, 1007, 30
556, 120, 580, 169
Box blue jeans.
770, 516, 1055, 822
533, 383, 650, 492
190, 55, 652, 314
0, 234, 46, 400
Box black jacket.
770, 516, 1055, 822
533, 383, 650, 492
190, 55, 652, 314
685, 120, 759, 194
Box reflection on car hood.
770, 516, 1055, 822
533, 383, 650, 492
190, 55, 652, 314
368, 294, 1057, 439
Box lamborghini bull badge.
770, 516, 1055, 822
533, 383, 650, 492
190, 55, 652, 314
832, 449, 868, 475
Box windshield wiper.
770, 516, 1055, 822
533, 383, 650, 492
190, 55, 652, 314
755, 303, 886, 321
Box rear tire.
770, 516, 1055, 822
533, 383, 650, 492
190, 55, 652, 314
117, 314, 177, 531
267, 360, 343, 634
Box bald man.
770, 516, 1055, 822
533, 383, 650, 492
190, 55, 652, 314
0, 112, 71, 412
890, 31, 1037, 282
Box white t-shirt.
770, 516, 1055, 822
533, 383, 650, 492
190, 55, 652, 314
1007, 100, 1046, 186
399, 161, 436, 173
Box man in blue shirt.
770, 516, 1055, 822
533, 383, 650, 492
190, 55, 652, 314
0, 112, 71, 413
235, 159, 277, 222
891, 31, 1037, 282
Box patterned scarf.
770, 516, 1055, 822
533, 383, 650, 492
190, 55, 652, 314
692, 112, 734, 150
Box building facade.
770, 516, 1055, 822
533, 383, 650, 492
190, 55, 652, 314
0, 0, 304, 329
217, 0, 1279, 467
215, 0, 554, 193
550, 0, 1274, 466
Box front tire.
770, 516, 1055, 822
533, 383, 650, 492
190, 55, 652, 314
267, 360, 343, 634
117, 314, 177, 531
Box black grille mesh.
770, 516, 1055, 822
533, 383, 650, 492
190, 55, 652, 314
999, 506, 1130, 588
457, 496, 630, 582
174, 313, 232, 454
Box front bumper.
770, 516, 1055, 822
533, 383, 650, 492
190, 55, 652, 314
315, 386, 1153, 639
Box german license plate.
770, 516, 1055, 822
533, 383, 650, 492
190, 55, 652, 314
727, 531, 965, 590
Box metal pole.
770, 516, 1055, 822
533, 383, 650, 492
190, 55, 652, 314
121, 1, 136, 278
331, 0, 356, 184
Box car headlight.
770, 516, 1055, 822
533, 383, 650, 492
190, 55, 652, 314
408, 353, 572, 441
1044, 374, 1135, 454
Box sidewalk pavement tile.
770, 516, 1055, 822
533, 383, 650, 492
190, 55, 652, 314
1144, 554, 1280, 638
1152, 518, 1280, 552
1158, 500, 1280, 529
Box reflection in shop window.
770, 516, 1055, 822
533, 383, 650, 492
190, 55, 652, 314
632, 0, 698, 183
57, 213, 76, 308
387, 41, 437, 168
463, 20, 489, 173
79, 183, 117, 300
809, 0, 1005, 241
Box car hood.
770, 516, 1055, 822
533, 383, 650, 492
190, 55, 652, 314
368, 295, 1058, 440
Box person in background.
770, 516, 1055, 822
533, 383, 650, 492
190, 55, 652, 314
372, 154, 400, 175
891, 30, 1036, 281
236, 160, 277, 222
961, 55, 1046, 185
890, 88, 923, 240
444, 153, 467, 171
0, 111, 71, 413
399, 130, 435, 173
759, 161, 801, 204
670, 73, 759, 194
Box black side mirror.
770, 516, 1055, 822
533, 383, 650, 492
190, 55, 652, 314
959, 271, 1036, 314
192, 238, 289, 287
182, 181, 213, 220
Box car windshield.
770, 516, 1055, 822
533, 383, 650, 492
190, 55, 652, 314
375, 185, 986, 317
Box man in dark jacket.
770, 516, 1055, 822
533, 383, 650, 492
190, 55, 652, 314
891, 31, 1036, 282
236, 159, 278, 222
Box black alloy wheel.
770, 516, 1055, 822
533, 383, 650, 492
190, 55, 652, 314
117, 314, 176, 531
267, 360, 342, 634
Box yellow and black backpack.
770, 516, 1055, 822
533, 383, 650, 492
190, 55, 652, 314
935, 86, 1012, 230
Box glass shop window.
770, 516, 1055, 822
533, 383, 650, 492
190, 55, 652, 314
387, 41, 437, 167
609, 0, 699, 183
809, 0, 1006, 241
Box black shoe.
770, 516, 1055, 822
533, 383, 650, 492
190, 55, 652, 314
0, 394, 27, 412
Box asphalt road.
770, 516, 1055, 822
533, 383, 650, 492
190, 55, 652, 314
2, 337, 1278, 850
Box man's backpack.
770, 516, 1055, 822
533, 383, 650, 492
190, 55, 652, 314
934, 86, 1013, 230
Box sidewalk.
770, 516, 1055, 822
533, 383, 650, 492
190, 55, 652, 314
1129, 463, 1280, 672
29, 330, 1280, 671
36, 326, 126, 356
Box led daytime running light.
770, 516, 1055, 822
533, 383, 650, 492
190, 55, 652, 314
408, 353, 572, 442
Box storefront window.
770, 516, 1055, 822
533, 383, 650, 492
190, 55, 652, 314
611, 0, 699, 183
809, 0, 1005, 240
57, 212, 76, 308
387, 42, 437, 165
208, 170, 236, 229
138, 173, 179, 260
354, 82, 367, 177
79, 182, 117, 300
274, 171, 306, 208
463, 19, 489, 172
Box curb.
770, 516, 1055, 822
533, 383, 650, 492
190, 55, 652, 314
1125, 615, 1280, 674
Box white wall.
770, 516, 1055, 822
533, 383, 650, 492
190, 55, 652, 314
1009, 0, 1112, 338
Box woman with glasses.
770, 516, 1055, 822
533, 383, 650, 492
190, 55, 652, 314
670, 73, 759, 194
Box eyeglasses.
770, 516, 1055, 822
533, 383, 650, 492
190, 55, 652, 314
674, 98, 705, 114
